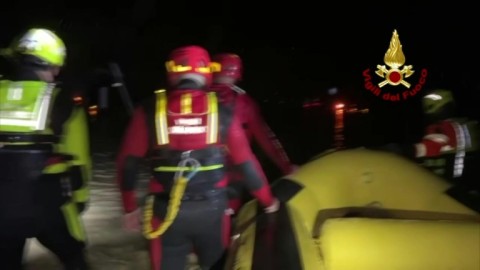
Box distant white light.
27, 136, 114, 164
111, 83, 123, 87
328, 87, 338, 95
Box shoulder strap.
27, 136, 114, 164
206, 91, 219, 144
154, 89, 169, 145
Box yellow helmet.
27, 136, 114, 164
13, 28, 66, 67
422, 88, 455, 115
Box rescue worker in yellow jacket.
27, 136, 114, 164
383, 88, 479, 184
379, 88, 479, 211
0, 28, 91, 270
414, 89, 479, 180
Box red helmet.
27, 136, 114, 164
212, 53, 243, 81
165, 45, 215, 87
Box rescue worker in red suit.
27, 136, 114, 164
116, 45, 279, 270
209, 53, 295, 213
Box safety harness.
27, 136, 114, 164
143, 89, 225, 239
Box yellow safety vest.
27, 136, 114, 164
0, 80, 57, 134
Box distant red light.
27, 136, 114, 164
73, 96, 83, 105
334, 103, 345, 109
303, 102, 321, 108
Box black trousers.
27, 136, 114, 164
149, 193, 230, 270
0, 205, 88, 270
0, 173, 88, 270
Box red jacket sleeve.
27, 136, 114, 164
241, 94, 294, 174
116, 106, 150, 213
415, 121, 457, 158
227, 113, 275, 207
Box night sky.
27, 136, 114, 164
2, 3, 478, 92
1, 2, 479, 162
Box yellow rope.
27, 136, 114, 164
143, 156, 200, 239
143, 176, 189, 239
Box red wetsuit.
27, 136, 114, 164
212, 84, 293, 173
116, 88, 274, 269
210, 83, 293, 211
